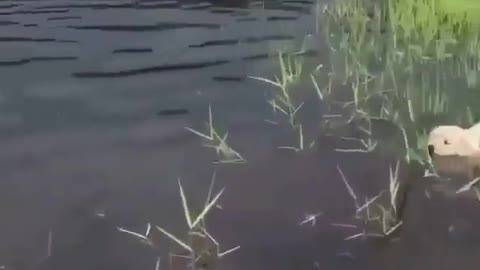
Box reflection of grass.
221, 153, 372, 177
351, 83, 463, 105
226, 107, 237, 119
186, 105, 245, 164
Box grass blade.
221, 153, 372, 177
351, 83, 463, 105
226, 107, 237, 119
191, 188, 225, 228
205, 171, 217, 209
336, 165, 359, 209
155, 257, 161, 270
219, 246, 241, 257
201, 228, 219, 246
456, 177, 480, 194
344, 233, 365, 240
185, 127, 212, 140
155, 226, 193, 252
117, 227, 149, 241
146, 223, 152, 237
178, 179, 193, 228
311, 74, 323, 100
248, 76, 282, 88
385, 220, 403, 236
208, 104, 213, 139
356, 192, 385, 214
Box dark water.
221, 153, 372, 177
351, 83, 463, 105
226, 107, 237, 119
1, 0, 480, 270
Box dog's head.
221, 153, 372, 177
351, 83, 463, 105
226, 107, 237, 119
427, 125, 479, 157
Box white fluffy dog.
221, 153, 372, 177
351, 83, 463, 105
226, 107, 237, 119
427, 124, 480, 179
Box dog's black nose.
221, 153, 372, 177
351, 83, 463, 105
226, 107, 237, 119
428, 145, 435, 157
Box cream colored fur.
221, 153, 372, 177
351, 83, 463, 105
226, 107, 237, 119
428, 123, 480, 179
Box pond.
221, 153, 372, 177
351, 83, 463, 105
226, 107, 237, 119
2, 0, 480, 269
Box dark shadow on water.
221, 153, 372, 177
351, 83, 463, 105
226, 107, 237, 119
0, 9, 71, 15
0, 4, 20, 9
66, 22, 221, 32
72, 59, 230, 78
281, 0, 314, 4
266, 15, 299, 21
243, 34, 296, 43
181, 3, 214, 10
0, 57, 78, 67
112, 48, 154, 54
211, 76, 246, 82
242, 53, 270, 61
30, 3, 135, 10
241, 50, 318, 62
209, 8, 237, 14
189, 39, 240, 48
188, 35, 295, 48
156, 108, 189, 117
47, 16, 82, 21
0, 21, 19, 26
235, 17, 257, 22
0, 37, 78, 43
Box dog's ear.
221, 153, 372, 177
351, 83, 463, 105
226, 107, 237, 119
455, 133, 478, 156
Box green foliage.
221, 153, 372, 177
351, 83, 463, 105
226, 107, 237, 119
320, 0, 480, 163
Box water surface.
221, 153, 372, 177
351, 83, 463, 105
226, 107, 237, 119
1, 1, 480, 270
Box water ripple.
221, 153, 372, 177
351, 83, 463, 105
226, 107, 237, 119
112, 48, 153, 54
0, 37, 78, 43
72, 59, 230, 78
47, 16, 82, 21
0, 21, 19, 26
0, 57, 78, 67
66, 22, 220, 32
0, 9, 71, 15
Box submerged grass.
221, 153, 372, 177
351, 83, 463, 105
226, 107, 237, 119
249, 50, 304, 127
186, 105, 246, 164
336, 162, 403, 240
156, 174, 240, 270
116, 172, 238, 270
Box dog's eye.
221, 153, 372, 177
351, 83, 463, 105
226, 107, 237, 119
444, 139, 450, 145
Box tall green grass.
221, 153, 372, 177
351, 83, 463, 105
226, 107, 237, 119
320, 0, 480, 163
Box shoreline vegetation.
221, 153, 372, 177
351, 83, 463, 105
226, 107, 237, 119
247, 0, 480, 252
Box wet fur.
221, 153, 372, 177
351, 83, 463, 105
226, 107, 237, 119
428, 123, 480, 180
